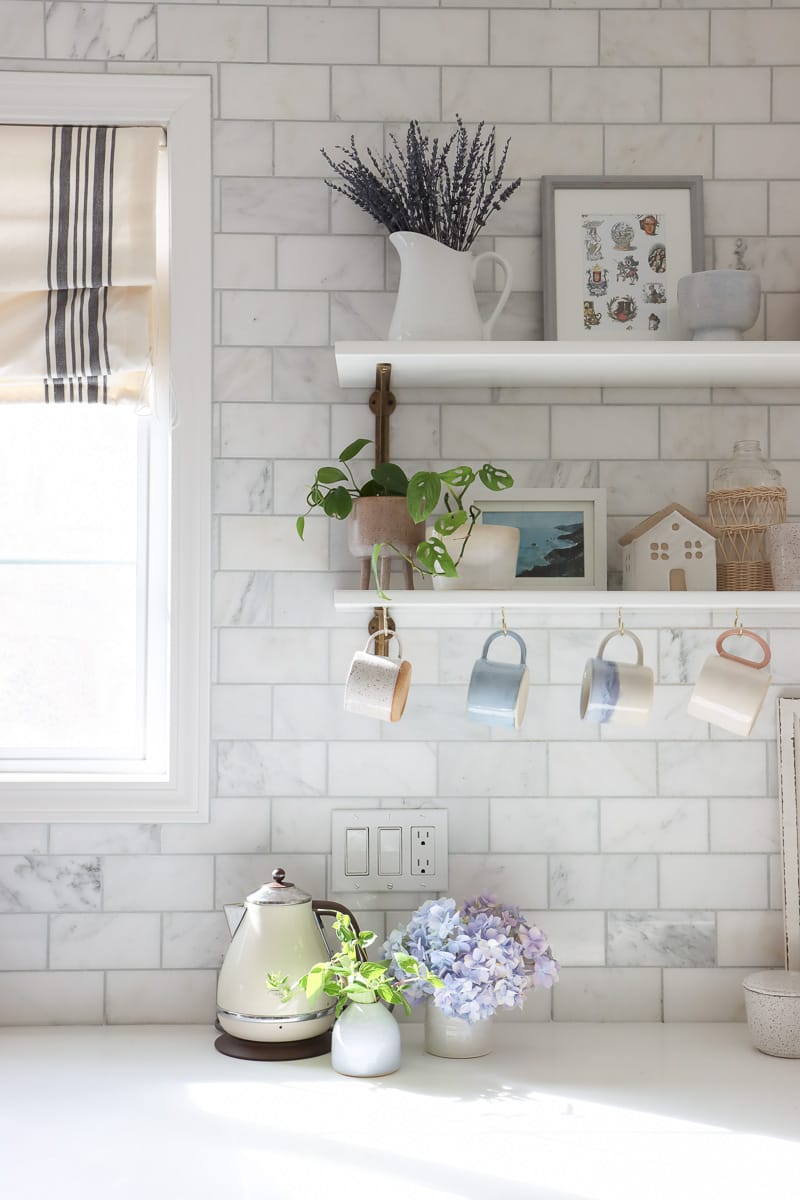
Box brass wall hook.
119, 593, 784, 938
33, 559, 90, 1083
617, 607, 625, 637
501, 607, 508, 637
368, 362, 396, 467
368, 606, 396, 657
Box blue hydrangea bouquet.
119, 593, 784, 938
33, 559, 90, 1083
384, 895, 559, 1025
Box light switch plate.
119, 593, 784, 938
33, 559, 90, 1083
331, 809, 448, 893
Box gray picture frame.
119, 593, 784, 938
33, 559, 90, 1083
479, 487, 607, 590
541, 175, 705, 341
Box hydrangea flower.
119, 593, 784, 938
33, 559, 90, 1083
383, 895, 559, 1024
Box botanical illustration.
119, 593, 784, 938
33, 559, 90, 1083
580, 210, 668, 337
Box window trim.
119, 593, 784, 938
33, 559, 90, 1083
0, 72, 211, 821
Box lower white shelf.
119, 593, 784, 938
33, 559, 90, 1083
334, 588, 800, 612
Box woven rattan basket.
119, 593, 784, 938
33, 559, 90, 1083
707, 485, 788, 591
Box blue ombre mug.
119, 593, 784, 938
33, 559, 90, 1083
580, 630, 653, 726
467, 630, 530, 729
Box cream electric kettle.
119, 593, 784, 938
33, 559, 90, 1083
217, 867, 358, 1045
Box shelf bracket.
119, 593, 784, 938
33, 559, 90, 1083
368, 362, 396, 467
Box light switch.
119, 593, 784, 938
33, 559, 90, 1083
378, 826, 402, 876
345, 827, 368, 876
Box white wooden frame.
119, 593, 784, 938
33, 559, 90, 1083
778, 698, 800, 969
0, 73, 211, 821
479, 488, 607, 590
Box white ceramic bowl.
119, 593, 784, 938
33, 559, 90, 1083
677, 269, 761, 341
742, 969, 800, 1057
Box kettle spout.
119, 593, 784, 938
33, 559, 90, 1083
224, 904, 246, 937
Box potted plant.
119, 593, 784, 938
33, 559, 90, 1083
384, 895, 559, 1059
322, 118, 522, 341
268, 912, 441, 1077
296, 438, 516, 593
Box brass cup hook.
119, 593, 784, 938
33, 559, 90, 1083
501, 607, 508, 637
617, 607, 625, 638
734, 608, 744, 636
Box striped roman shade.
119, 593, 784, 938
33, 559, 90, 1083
0, 123, 162, 403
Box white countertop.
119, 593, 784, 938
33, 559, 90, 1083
2, 1023, 799, 1200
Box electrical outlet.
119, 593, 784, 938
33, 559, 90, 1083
411, 826, 435, 876
331, 809, 448, 892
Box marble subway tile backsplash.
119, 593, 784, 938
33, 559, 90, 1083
1, 0, 798, 1026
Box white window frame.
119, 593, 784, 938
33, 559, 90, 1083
0, 72, 211, 822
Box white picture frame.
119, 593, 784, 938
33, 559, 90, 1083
479, 488, 607, 590
778, 698, 800, 970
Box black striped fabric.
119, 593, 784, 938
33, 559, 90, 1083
44, 126, 118, 404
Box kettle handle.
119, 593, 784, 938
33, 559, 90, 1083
312, 901, 364, 960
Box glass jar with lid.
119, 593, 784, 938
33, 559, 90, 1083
708, 440, 787, 591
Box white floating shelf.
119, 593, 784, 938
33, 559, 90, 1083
334, 589, 800, 612
335, 340, 800, 389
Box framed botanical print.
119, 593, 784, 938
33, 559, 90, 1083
480, 488, 607, 589
541, 176, 704, 341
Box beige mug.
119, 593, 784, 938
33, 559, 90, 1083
344, 632, 411, 723
687, 627, 771, 737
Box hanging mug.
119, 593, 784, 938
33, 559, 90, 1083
580, 630, 654, 726
344, 632, 412, 723
688, 627, 771, 737
467, 630, 529, 729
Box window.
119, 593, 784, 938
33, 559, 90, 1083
0, 74, 211, 821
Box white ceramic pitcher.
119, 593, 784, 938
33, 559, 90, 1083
388, 231, 513, 341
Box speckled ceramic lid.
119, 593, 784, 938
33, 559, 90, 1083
246, 867, 311, 906
742, 970, 800, 997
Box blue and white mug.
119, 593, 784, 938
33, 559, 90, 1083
580, 630, 653, 726
467, 630, 529, 729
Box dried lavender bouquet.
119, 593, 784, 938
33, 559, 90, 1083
321, 118, 521, 252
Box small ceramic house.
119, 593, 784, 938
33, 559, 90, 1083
619, 504, 717, 591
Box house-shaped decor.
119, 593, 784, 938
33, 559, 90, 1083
619, 504, 717, 591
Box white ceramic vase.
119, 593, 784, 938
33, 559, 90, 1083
388, 231, 512, 341
432, 523, 520, 591
677, 269, 761, 340
331, 1000, 402, 1077
424, 1000, 493, 1059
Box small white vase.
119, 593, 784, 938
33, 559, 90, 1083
388, 231, 512, 342
331, 1001, 401, 1077
424, 1001, 493, 1059
677, 269, 761, 341
432, 523, 520, 591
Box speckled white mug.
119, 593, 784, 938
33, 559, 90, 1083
344, 632, 412, 723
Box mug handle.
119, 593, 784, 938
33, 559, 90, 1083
364, 630, 402, 660
480, 629, 527, 666
597, 629, 644, 666
472, 251, 513, 340
716, 628, 771, 670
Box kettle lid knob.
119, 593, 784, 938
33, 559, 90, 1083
270, 867, 293, 888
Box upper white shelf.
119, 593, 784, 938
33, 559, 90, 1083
335, 340, 800, 389
334, 589, 800, 612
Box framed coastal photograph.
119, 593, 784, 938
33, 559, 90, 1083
480, 489, 607, 589
541, 176, 704, 341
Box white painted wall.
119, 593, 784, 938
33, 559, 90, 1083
0, 0, 798, 1024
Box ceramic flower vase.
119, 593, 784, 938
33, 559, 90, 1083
388, 231, 512, 341
331, 1000, 402, 1077
431, 523, 520, 591
424, 1000, 493, 1059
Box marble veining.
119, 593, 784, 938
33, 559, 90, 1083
608, 910, 716, 967
45, 2, 156, 62
0, 856, 101, 913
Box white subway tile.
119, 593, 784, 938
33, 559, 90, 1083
50, 913, 160, 969
272, 796, 350, 853
162, 913, 230, 969
272, 348, 342, 405
273, 684, 380, 739
717, 910, 784, 967
333, 400, 439, 460
213, 572, 274, 626
214, 460, 272, 516
659, 742, 767, 797
159, 4, 266, 62
214, 234, 276, 290
217, 740, 327, 796
766, 294, 800, 341
712, 10, 800, 65
552, 68, 659, 123
220, 403, 329, 458
330, 741, 437, 796
491, 796, 599, 852
550, 743, 658, 798
270, 8, 378, 63
663, 967, 748, 1021
439, 742, 548, 797
601, 797, 708, 852
441, 405, 548, 460
601, 461, 708, 518
331, 290, 397, 340
0, 915, 47, 969
552, 406, 658, 460
492, 12, 597, 66
213, 120, 272, 177
278, 235, 384, 290
214, 347, 272, 405
382, 10, 488, 65
430, 797, 489, 853
553, 967, 661, 1021
383, 685, 489, 742
104, 857, 214, 912
661, 405, 767, 459
661, 854, 767, 908
161, 798, 270, 854
604, 125, 713, 177
0, 971, 103, 1025
715, 126, 800, 180
663, 68, 769, 123
608, 910, 715, 967
220, 515, 328, 571
531, 911, 605, 967
46, 2, 155, 60
765, 629, 800, 683
106, 970, 217, 1023
219, 628, 328, 684
704, 182, 767, 237
0, 857, 100, 913
221, 179, 328, 235
551, 854, 658, 908
496, 124, 604, 178
0, 1, 43, 56
716, 237, 800, 292
0, 824, 47, 853
601, 686, 706, 742
497, 686, 596, 741
221, 64, 329, 120
443, 67, 549, 122
275, 121, 382, 178
332, 66, 440, 121
48, 825, 160, 855
222, 291, 329, 347
212, 685, 272, 740
601, 11, 708, 66
774, 68, 800, 124
448, 854, 548, 908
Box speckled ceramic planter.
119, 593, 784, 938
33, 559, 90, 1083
743, 970, 800, 1058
